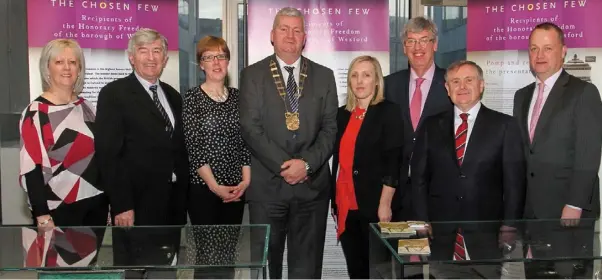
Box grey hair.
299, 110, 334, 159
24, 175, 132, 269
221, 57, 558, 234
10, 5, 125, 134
127, 28, 168, 56
272, 7, 305, 31
39, 39, 86, 94
402, 16, 438, 41
445, 60, 484, 82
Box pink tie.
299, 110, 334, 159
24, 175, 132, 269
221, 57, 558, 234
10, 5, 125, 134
410, 78, 425, 131
529, 82, 545, 142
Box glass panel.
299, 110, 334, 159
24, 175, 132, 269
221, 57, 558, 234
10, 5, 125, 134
389, 0, 410, 73
0, 225, 269, 274
424, 5, 467, 69
178, 0, 223, 94
369, 219, 601, 279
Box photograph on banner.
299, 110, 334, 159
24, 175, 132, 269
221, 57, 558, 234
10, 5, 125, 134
26, 0, 180, 104
466, 0, 602, 115
247, 0, 389, 106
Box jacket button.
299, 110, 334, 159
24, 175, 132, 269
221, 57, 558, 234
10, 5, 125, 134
353, 170, 358, 175
529, 150, 534, 155
459, 174, 466, 179
530, 172, 535, 177
457, 196, 463, 200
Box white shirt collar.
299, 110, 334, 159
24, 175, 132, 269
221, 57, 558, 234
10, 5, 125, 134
536, 68, 563, 89
275, 55, 301, 69
134, 71, 160, 90
454, 101, 482, 119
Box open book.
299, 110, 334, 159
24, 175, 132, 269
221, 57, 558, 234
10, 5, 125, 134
398, 238, 431, 255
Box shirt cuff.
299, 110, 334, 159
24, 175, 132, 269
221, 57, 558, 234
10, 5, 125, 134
566, 204, 582, 210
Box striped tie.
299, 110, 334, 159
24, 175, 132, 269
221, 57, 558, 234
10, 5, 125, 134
455, 113, 468, 165
284, 66, 299, 112
149, 85, 173, 137
453, 228, 468, 260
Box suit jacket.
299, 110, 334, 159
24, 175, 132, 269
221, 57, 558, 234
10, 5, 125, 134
239, 55, 338, 202
411, 105, 526, 260
384, 66, 452, 216
95, 73, 189, 225
330, 101, 404, 221
514, 70, 602, 219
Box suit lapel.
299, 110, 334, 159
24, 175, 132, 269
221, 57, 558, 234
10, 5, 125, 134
531, 71, 569, 147
519, 83, 535, 145
400, 71, 412, 127
127, 73, 165, 123
355, 105, 375, 149
438, 110, 458, 167
419, 67, 446, 129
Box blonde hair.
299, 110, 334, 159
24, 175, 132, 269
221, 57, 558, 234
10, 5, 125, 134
39, 39, 86, 94
127, 28, 168, 56
345, 56, 385, 111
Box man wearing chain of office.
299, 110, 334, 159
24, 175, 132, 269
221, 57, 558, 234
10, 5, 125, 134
239, 7, 338, 279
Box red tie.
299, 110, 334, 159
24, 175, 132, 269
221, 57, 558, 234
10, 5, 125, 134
410, 78, 425, 131
455, 113, 468, 165
453, 228, 467, 260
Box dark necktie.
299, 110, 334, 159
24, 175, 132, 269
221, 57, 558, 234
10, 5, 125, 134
455, 113, 469, 165
149, 85, 173, 136
284, 66, 299, 112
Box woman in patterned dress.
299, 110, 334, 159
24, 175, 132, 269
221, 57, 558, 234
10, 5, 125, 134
182, 35, 250, 278
19, 39, 109, 267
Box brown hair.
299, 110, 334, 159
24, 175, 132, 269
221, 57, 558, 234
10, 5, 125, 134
530, 22, 565, 45
196, 36, 230, 64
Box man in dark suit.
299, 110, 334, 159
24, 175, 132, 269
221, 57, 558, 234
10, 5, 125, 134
95, 28, 189, 277
384, 17, 452, 220
412, 60, 526, 278
239, 7, 337, 279
513, 22, 602, 278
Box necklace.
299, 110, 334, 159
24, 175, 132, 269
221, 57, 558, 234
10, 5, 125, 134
269, 58, 308, 131
202, 85, 228, 102
355, 108, 367, 119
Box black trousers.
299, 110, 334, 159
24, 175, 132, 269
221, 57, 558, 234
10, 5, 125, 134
248, 198, 329, 279
339, 210, 370, 279
524, 218, 595, 279
188, 183, 245, 279
33, 194, 109, 265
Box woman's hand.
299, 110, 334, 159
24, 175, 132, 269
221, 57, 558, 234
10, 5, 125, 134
224, 181, 249, 203
36, 214, 55, 234
209, 185, 238, 201
377, 203, 392, 222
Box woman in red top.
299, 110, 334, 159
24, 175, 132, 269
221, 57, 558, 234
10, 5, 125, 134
331, 56, 404, 279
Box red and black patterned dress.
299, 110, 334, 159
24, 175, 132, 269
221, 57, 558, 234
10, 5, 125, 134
19, 96, 107, 267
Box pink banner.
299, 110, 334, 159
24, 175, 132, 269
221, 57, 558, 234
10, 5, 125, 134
467, 0, 602, 51
248, 0, 389, 52
27, 0, 178, 50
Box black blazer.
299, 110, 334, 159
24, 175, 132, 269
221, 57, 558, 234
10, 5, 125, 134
95, 73, 190, 226
411, 105, 526, 260
514, 70, 602, 219
330, 100, 404, 221
383, 66, 452, 217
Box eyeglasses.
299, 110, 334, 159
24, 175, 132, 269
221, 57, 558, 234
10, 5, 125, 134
200, 54, 229, 62
404, 38, 434, 48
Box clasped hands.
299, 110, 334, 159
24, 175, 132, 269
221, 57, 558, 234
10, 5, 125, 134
280, 159, 308, 185
209, 181, 249, 203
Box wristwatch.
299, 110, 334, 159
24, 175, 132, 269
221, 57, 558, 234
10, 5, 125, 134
303, 160, 312, 175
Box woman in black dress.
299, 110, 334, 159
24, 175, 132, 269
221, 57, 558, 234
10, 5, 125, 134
182, 35, 250, 278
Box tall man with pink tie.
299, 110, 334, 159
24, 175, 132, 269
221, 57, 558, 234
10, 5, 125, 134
513, 22, 602, 278
384, 17, 452, 220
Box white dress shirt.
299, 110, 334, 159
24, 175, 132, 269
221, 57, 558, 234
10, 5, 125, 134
134, 72, 177, 182
454, 102, 482, 153
527, 68, 563, 132
409, 63, 436, 116
276, 55, 301, 89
